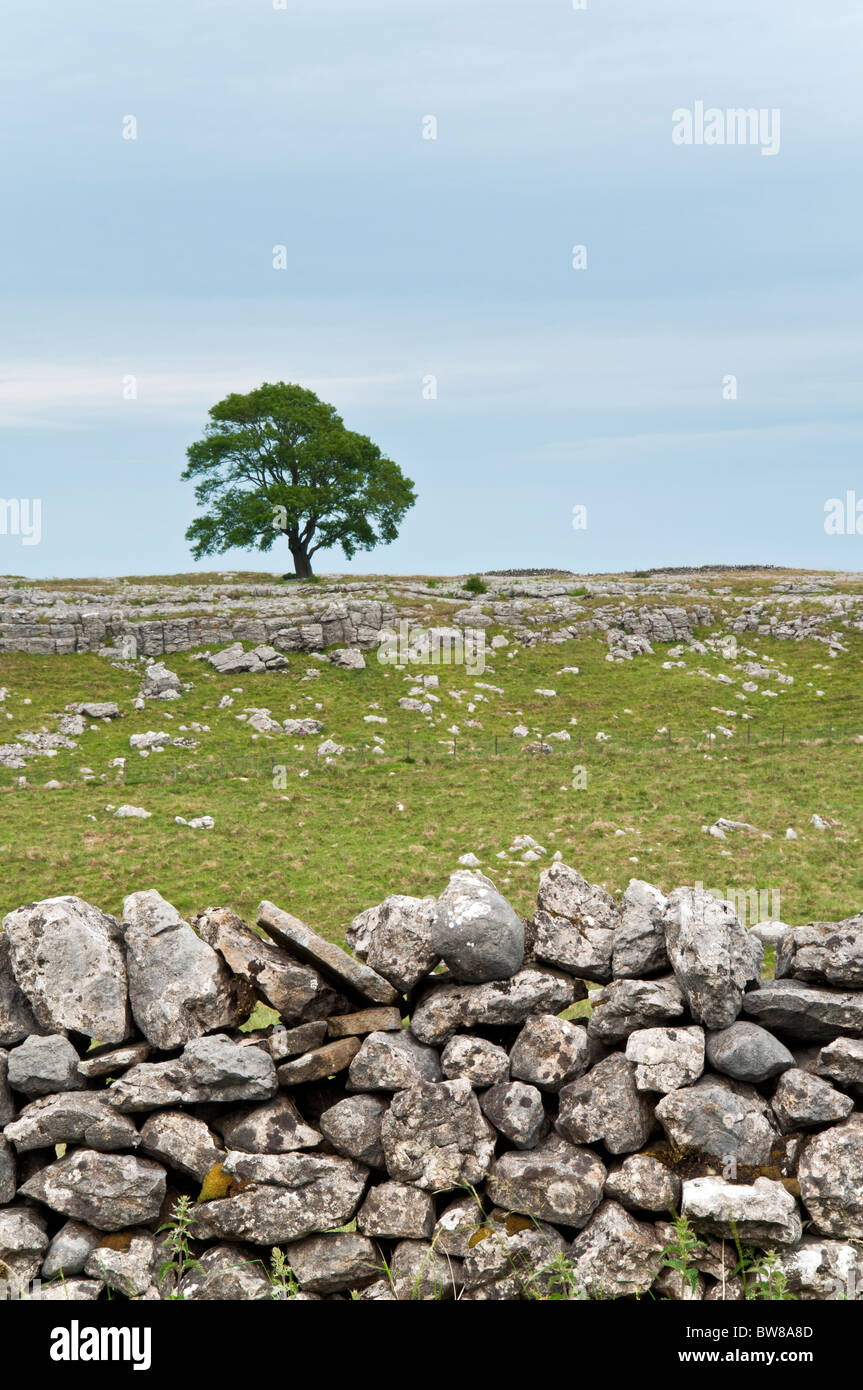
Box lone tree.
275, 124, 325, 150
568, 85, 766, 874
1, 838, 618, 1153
182, 382, 416, 578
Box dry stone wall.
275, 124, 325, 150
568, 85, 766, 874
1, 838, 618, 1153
2, 868, 863, 1300
0, 600, 397, 658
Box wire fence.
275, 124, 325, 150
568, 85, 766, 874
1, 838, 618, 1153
107, 721, 863, 787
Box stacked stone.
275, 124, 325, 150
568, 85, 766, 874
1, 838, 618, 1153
2, 870, 863, 1300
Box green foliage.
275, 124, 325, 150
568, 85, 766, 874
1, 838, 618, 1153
182, 382, 416, 577
239, 1001, 282, 1032
729, 1221, 796, 1301
268, 1248, 299, 1300
462, 575, 488, 595
659, 1211, 707, 1296
157, 1195, 203, 1299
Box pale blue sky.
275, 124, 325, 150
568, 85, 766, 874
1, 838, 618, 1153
2, 0, 862, 576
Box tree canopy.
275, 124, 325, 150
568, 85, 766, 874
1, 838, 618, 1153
182, 382, 416, 577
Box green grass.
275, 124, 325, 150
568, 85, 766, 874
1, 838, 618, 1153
1, 590, 862, 943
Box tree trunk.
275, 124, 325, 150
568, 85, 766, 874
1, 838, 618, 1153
288, 540, 313, 578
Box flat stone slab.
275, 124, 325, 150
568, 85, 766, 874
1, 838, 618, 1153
4, 1093, 140, 1154
327, 1007, 403, 1038
257, 901, 399, 1006
276, 1037, 362, 1085
195, 906, 348, 1024
78, 1041, 151, 1079
742, 979, 863, 1041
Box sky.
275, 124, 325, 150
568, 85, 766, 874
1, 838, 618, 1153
2, 0, 862, 578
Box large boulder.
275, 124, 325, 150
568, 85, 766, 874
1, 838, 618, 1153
107, 1035, 277, 1112
662, 888, 761, 1029
705, 1021, 795, 1083
742, 979, 863, 1041
557, 1055, 654, 1155
682, 1176, 802, 1247
532, 863, 619, 984
4, 1093, 139, 1154
192, 1153, 368, 1244
486, 1134, 606, 1228
380, 1080, 496, 1191
776, 914, 863, 987
568, 1200, 664, 1298
141, 662, 181, 696
346, 895, 439, 993
432, 871, 524, 984
18, 1151, 166, 1231
2, 897, 130, 1043
123, 891, 240, 1049
655, 1076, 779, 1169
410, 968, 577, 1047
798, 1115, 863, 1238
612, 879, 669, 979
587, 976, 685, 1045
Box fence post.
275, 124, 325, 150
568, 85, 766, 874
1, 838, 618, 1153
453, 735, 457, 758
747, 722, 751, 745
494, 735, 498, 756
